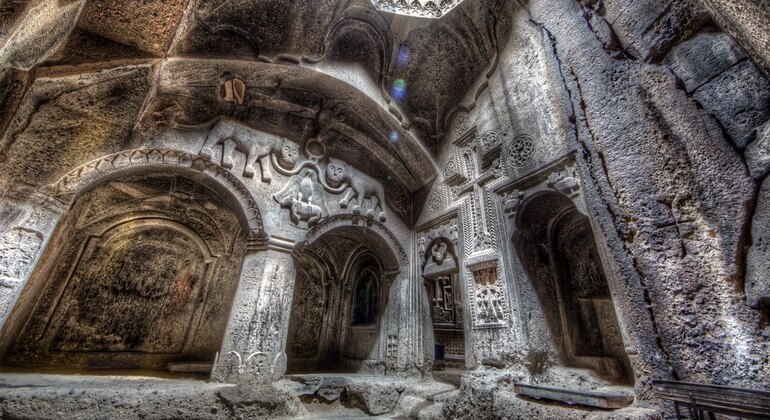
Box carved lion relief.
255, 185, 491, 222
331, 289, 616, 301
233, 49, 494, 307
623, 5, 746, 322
199, 117, 299, 182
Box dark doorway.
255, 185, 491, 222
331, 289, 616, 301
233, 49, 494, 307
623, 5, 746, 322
286, 227, 398, 373
514, 191, 632, 383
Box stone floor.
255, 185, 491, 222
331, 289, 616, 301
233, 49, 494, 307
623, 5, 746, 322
0, 369, 663, 419
0, 372, 457, 419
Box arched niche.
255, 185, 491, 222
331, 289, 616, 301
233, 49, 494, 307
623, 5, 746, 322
0, 171, 252, 374
513, 191, 632, 383
420, 237, 466, 369
286, 221, 403, 373
350, 255, 381, 326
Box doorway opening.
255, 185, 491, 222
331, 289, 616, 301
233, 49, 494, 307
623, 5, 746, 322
514, 191, 633, 384
286, 226, 400, 373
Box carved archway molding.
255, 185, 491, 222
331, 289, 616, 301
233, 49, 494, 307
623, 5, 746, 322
47, 148, 265, 240
303, 214, 408, 270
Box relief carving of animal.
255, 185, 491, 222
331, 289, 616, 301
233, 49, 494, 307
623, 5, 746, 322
273, 170, 326, 226
325, 158, 386, 222
199, 117, 299, 182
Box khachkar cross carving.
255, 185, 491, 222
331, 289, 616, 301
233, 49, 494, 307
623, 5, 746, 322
443, 131, 502, 254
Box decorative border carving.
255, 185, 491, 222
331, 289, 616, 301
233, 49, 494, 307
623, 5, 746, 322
304, 214, 409, 267
48, 149, 264, 238
466, 258, 508, 329
371, 0, 464, 18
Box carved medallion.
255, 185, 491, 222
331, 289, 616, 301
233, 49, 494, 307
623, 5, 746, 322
426, 190, 442, 213
507, 134, 536, 168
453, 112, 471, 136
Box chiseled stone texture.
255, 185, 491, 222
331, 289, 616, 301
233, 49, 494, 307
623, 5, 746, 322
746, 120, 770, 179
664, 30, 747, 93
0, 64, 154, 183
0, 0, 83, 69
0, 374, 302, 419
692, 59, 770, 148
600, 0, 708, 61
523, 0, 768, 400
746, 177, 770, 309
699, 0, 770, 76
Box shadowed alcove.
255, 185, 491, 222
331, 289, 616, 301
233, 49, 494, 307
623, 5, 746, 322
0, 172, 248, 374
286, 225, 400, 373
513, 191, 633, 384
421, 237, 466, 369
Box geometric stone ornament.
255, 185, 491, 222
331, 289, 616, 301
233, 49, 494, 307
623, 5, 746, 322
467, 260, 507, 328
507, 134, 536, 168
371, 0, 464, 18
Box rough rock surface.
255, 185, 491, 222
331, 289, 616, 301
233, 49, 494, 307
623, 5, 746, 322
0, 0, 768, 419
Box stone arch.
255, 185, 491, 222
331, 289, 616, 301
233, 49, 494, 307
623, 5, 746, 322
47, 148, 265, 240
287, 215, 409, 372
348, 251, 382, 326
514, 190, 633, 383
304, 214, 408, 271
1, 170, 250, 373
323, 6, 392, 79
421, 236, 459, 274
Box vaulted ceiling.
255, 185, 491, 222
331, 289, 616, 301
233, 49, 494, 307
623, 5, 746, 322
5, 0, 514, 150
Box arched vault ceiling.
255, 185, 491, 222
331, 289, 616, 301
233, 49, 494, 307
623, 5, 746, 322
147, 58, 435, 193
168, 0, 513, 148
5, 0, 513, 149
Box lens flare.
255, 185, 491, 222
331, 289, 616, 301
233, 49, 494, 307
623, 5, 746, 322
389, 131, 400, 143
391, 79, 406, 102
396, 47, 410, 67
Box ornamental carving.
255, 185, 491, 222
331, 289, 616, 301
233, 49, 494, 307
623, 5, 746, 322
453, 111, 471, 136
548, 166, 580, 197
372, 0, 465, 19
478, 131, 503, 170
468, 261, 507, 328
507, 134, 536, 168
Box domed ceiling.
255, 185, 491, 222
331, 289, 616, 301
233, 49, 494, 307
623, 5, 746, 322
371, 0, 465, 18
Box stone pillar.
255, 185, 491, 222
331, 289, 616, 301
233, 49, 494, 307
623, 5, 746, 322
0, 185, 64, 331
211, 248, 296, 384
699, 0, 770, 76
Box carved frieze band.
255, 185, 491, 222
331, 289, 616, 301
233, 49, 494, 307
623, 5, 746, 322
305, 214, 409, 267
49, 149, 265, 238
371, 0, 464, 18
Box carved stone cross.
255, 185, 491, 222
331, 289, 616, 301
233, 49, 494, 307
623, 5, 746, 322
443, 131, 503, 253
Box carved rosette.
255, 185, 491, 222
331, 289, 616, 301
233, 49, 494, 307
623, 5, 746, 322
507, 134, 536, 168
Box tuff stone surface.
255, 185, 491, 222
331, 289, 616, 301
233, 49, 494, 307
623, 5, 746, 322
664, 30, 747, 93
692, 59, 770, 148
0, 0, 768, 418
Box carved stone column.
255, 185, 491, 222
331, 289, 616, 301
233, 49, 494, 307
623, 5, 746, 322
211, 248, 296, 384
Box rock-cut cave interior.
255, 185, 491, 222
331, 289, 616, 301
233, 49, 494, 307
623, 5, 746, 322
0, 0, 769, 418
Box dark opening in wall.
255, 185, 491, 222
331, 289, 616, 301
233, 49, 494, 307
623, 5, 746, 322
514, 191, 633, 384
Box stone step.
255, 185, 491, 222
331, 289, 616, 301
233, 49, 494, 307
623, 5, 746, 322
513, 383, 634, 409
